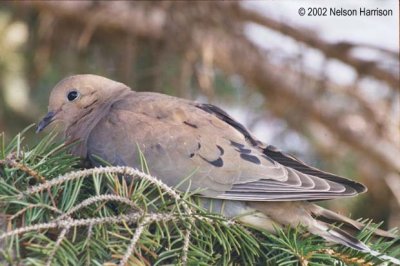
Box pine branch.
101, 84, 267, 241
0, 128, 399, 265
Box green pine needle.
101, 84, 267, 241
0, 128, 399, 265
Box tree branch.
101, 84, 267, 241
235, 6, 400, 91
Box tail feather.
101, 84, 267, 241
248, 202, 400, 265
312, 221, 367, 250
310, 204, 397, 239
312, 220, 400, 265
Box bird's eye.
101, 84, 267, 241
67, 90, 80, 102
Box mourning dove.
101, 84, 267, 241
37, 74, 398, 262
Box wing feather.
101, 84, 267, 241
86, 94, 366, 202
195, 102, 366, 201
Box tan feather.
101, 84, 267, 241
37, 75, 398, 261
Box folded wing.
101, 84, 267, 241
86, 93, 366, 202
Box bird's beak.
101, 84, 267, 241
36, 111, 56, 133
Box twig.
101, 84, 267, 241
182, 228, 191, 265
9, 203, 63, 221
45, 225, 70, 266
0, 212, 174, 241
21, 166, 193, 215
118, 217, 149, 266
5, 158, 46, 184
321, 248, 373, 266
3, 156, 58, 208
85, 222, 94, 266
57, 194, 140, 220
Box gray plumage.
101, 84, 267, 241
37, 74, 398, 263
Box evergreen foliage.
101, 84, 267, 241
0, 127, 399, 265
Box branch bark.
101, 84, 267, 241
235, 6, 400, 91
198, 30, 400, 173
15, 1, 166, 39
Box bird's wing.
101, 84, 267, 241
86, 92, 365, 201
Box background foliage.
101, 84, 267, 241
0, 1, 399, 264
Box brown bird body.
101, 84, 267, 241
37, 74, 398, 263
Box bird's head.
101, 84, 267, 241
37, 74, 130, 133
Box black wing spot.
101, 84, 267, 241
230, 140, 245, 149
209, 157, 223, 167
240, 154, 261, 164
239, 148, 251, 154
216, 145, 224, 155
189, 153, 195, 158
183, 121, 198, 128
200, 155, 224, 167
230, 140, 252, 154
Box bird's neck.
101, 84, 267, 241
65, 90, 133, 157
